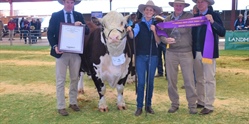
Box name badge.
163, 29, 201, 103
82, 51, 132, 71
112, 54, 126, 66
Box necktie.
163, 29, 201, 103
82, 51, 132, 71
66, 12, 71, 23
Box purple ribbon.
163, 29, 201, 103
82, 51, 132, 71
156, 16, 214, 62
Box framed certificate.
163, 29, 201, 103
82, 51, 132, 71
58, 23, 85, 54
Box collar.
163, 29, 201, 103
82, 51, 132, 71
171, 12, 183, 20
141, 17, 153, 24
199, 8, 208, 15
63, 10, 72, 14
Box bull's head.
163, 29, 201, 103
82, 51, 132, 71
98, 11, 129, 57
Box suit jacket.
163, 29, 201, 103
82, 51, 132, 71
47, 10, 89, 58
192, 9, 226, 59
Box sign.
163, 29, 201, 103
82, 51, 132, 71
91, 11, 103, 18
225, 31, 249, 50
58, 23, 85, 54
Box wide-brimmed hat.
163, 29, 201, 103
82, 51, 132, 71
192, 0, 214, 5
138, 0, 162, 15
169, 0, 190, 7
58, 0, 81, 5
238, 14, 243, 17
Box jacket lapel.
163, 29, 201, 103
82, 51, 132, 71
73, 12, 81, 22
59, 10, 66, 23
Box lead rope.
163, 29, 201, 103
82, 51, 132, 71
145, 18, 154, 117
132, 32, 137, 95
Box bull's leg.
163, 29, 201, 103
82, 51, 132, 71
78, 72, 84, 94
98, 85, 108, 112
91, 73, 108, 112
116, 84, 126, 110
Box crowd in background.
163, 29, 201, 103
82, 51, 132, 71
234, 13, 249, 30
0, 17, 42, 44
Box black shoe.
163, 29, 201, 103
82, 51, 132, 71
155, 74, 163, 77
199, 108, 213, 115
69, 104, 80, 111
58, 109, 69, 116
134, 108, 142, 116
145, 106, 155, 114
197, 104, 204, 108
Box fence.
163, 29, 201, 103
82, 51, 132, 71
2, 29, 42, 44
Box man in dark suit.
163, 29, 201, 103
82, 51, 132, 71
192, 0, 226, 115
47, 0, 89, 116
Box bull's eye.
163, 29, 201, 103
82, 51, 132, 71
120, 21, 123, 26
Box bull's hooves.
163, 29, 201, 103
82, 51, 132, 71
117, 106, 127, 110
78, 90, 85, 94
123, 106, 127, 110
126, 82, 134, 84
99, 108, 109, 112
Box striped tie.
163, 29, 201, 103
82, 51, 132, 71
66, 12, 71, 23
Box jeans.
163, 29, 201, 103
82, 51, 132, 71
136, 55, 158, 108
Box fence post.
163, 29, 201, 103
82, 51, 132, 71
28, 31, 31, 44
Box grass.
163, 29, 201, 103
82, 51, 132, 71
0, 45, 249, 124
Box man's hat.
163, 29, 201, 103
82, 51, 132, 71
169, 0, 190, 8
238, 14, 243, 17
58, 0, 81, 5
192, 0, 214, 6
138, 0, 162, 15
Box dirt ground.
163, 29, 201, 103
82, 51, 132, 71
0, 79, 247, 114
0, 41, 248, 115
0, 56, 248, 114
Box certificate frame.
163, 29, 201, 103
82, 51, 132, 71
58, 23, 85, 54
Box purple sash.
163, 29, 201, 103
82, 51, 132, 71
156, 16, 214, 64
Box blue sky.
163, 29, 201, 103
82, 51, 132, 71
0, 0, 249, 16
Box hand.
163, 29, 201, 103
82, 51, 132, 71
165, 37, 176, 44
74, 21, 82, 26
127, 26, 132, 32
150, 25, 156, 32
205, 14, 214, 24
55, 46, 63, 54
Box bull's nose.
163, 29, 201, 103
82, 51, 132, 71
109, 35, 120, 41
